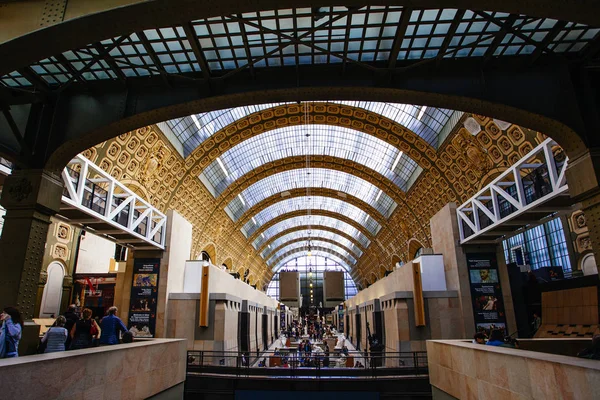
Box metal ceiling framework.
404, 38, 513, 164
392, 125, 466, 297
1, 3, 600, 285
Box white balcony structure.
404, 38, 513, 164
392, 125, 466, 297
457, 138, 573, 244
60, 154, 166, 250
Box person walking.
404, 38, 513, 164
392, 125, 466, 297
99, 306, 128, 345
42, 315, 68, 353
0, 307, 23, 358
70, 308, 100, 350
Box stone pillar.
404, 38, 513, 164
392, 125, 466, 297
0, 169, 63, 355
430, 203, 473, 338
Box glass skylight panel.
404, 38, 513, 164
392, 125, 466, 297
225, 168, 397, 222
252, 215, 371, 249
273, 252, 351, 272
0, 71, 30, 88
548, 23, 600, 53
241, 196, 381, 238
261, 229, 363, 259
267, 241, 357, 266
29, 56, 75, 85
200, 124, 419, 197
100, 34, 162, 78
140, 28, 201, 74
61, 47, 118, 81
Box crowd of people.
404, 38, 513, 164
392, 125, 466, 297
0, 304, 132, 358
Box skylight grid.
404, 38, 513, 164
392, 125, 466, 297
241, 196, 381, 237
262, 229, 363, 260
105, 34, 160, 78
141, 27, 201, 74
164, 101, 453, 153
62, 47, 118, 81
398, 8, 459, 60
30, 56, 75, 85
273, 251, 351, 272
252, 215, 371, 249
225, 168, 397, 222
199, 124, 419, 197
441, 11, 505, 58
549, 23, 600, 53
0, 71, 30, 88
267, 241, 357, 266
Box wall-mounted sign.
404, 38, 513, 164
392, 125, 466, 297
128, 258, 160, 338
466, 253, 508, 336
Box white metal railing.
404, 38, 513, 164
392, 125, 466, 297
61, 154, 166, 249
457, 138, 569, 244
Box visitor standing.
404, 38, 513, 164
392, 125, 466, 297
0, 307, 23, 358
70, 308, 100, 350
62, 304, 79, 349
42, 315, 68, 353
99, 306, 128, 345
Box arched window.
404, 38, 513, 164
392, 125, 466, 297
200, 251, 211, 263
414, 247, 423, 258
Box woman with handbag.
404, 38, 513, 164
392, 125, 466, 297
70, 308, 100, 350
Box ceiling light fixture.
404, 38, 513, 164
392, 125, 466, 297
417, 106, 427, 121
375, 189, 382, 202
252, 217, 257, 224
238, 193, 245, 206
191, 114, 203, 130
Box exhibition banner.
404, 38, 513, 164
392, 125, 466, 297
128, 258, 160, 337
466, 253, 508, 336
280, 304, 286, 331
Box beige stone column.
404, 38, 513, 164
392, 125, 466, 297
430, 203, 473, 338
0, 169, 63, 355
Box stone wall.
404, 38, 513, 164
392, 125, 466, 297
427, 339, 600, 400
0, 339, 186, 400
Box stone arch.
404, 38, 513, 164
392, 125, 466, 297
379, 265, 388, 279
369, 272, 378, 285
248, 209, 376, 245
391, 254, 403, 269
265, 237, 361, 264
256, 225, 368, 255
407, 238, 425, 261
222, 257, 233, 271
202, 243, 217, 264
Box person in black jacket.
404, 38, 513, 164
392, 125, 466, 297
62, 304, 79, 350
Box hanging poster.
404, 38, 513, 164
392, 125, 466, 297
280, 304, 286, 331
466, 253, 508, 336
338, 304, 344, 332
128, 258, 160, 338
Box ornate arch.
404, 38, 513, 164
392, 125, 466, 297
237, 188, 386, 229
407, 238, 425, 260
270, 245, 355, 271
256, 225, 368, 255
247, 209, 375, 245
265, 237, 361, 264
202, 243, 217, 263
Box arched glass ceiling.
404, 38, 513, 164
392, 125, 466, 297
272, 251, 352, 273
164, 101, 455, 156
261, 229, 363, 260
226, 168, 397, 222
253, 215, 371, 250
267, 241, 357, 267
200, 124, 419, 197
241, 196, 381, 238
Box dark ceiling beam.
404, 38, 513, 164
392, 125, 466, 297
483, 14, 519, 64
1, 108, 24, 148
137, 31, 171, 86
435, 10, 465, 66
182, 22, 212, 81
16, 67, 51, 95
234, 16, 256, 78
92, 42, 127, 82
58, 35, 130, 91
528, 21, 568, 65
388, 7, 412, 69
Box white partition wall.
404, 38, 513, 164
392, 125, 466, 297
414, 255, 447, 291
